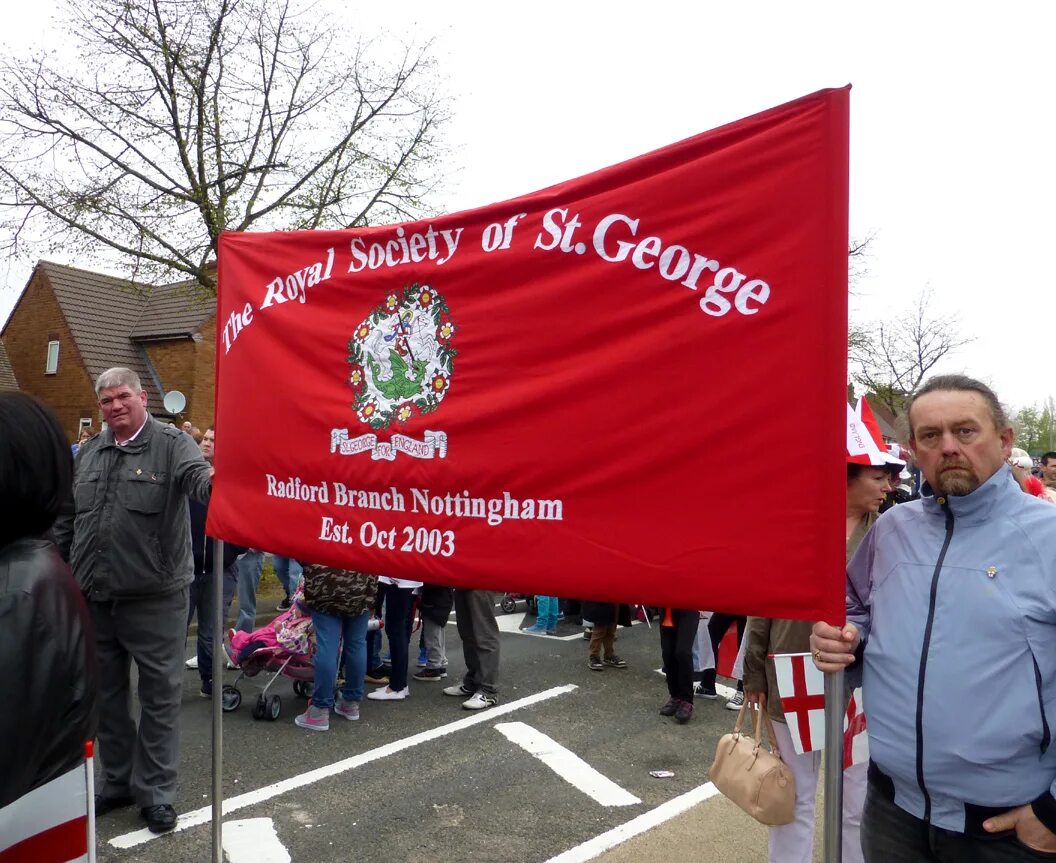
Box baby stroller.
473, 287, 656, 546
500, 592, 537, 614
220, 587, 315, 721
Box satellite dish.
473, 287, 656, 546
163, 390, 187, 414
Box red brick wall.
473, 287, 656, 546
142, 316, 216, 430
1, 270, 98, 440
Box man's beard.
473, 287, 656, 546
936, 460, 980, 496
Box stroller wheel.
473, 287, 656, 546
267, 694, 282, 721
221, 685, 241, 712
293, 680, 311, 699
252, 694, 267, 720
500, 595, 516, 614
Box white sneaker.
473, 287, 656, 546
725, 690, 746, 711
366, 686, 409, 701
185, 656, 198, 669
462, 691, 497, 711
443, 683, 475, 697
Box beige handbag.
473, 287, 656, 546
709, 700, 796, 825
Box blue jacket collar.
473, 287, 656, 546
920, 463, 1017, 524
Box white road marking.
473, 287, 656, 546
494, 722, 641, 807
223, 818, 291, 863
110, 684, 578, 849
543, 781, 721, 863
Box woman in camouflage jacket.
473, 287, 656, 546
294, 565, 378, 732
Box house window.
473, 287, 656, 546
45, 340, 60, 374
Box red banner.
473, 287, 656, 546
209, 87, 849, 621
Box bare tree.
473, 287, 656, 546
849, 287, 973, 416
0, 0, 446, 290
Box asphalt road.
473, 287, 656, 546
93, 604, 819, 863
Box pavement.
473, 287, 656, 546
114, 600, 831, 863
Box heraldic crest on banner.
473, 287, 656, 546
333, 283, 457, 460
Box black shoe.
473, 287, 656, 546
413, 667, 448, 681
675, 701, 694, 724
95, 793, 135, 815
199, 679, 213, 698
694, 682, 718, 699
603, 655, 627, 668
659, 697, 679, 717
588, 655, 604, 671
365, 665, 391, 684
276, 597, 292, 612
142, 804, 177, 833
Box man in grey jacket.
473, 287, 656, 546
812, 375, 1056, 860
54, 368, 212, 834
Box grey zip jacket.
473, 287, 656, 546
53, 418, 212, 600
849, 464, 1056, 833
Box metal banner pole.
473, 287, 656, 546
211, 538, 224, 863
823, 668, 845, 863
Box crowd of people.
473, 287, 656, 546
6, 368, 1056, 862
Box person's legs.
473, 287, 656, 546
462, 589, 499, 694
767, 719, 820, 863
221, 564, 238, 630
234, 550, 263, 632
860, 782, 937, 863
671, 610, 696, 702
600, 624, 617, 657
273, 555, 292, 599
588, 625, 607, 658
195, 569, 216, 687
843, 760, 868, 863
122, 589, 188, 807
383, 584, 412, 691
338, 611, 369, 704
90, 601, 137, 800
423, 617, 448, 668
660, 624, 678, 699
454, 588, 482, 691
309, 609, 340, 709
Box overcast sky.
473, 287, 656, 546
2, 2, 1053, 409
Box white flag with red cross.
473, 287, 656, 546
771, 652, 868, 768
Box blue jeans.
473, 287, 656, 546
382, 583, 414, 690
310, 609, 369, 709
235, 550, 264, 632
273, 556, 302, 599
535, 596, 559, 629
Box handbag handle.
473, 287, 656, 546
733, 699, 786, 762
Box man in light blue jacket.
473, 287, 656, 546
812, 374, 1056, 861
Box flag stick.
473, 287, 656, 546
823, 668, 845, 863
211, 538, 225, 863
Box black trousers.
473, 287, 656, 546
707, 612, 746, 674
660, 609, 698, 701
862, 782, 1056, 862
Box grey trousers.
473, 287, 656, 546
422, 616, 448, 669
454, 589, 500, 695
91, 588, 188, 807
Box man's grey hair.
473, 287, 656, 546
903, 374, 1010, 438
95, 367, 143, 398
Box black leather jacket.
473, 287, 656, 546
0, 538, 98, 808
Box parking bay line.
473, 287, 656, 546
110, 683, 578, 849
543, 781, 721, 863
494, 721, 640, 806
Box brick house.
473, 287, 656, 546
0, 260, 217, 440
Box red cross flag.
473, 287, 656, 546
209, 87, 850, 619
0, 743, 94, 863
772, 652, 868, 767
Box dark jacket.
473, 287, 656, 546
189, 498, 243, 575
0, 538, 98, 808
420, 584, 454, 626
53, 418, 212, 600
581, 601, 633, 627
302, 565, 378, 617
